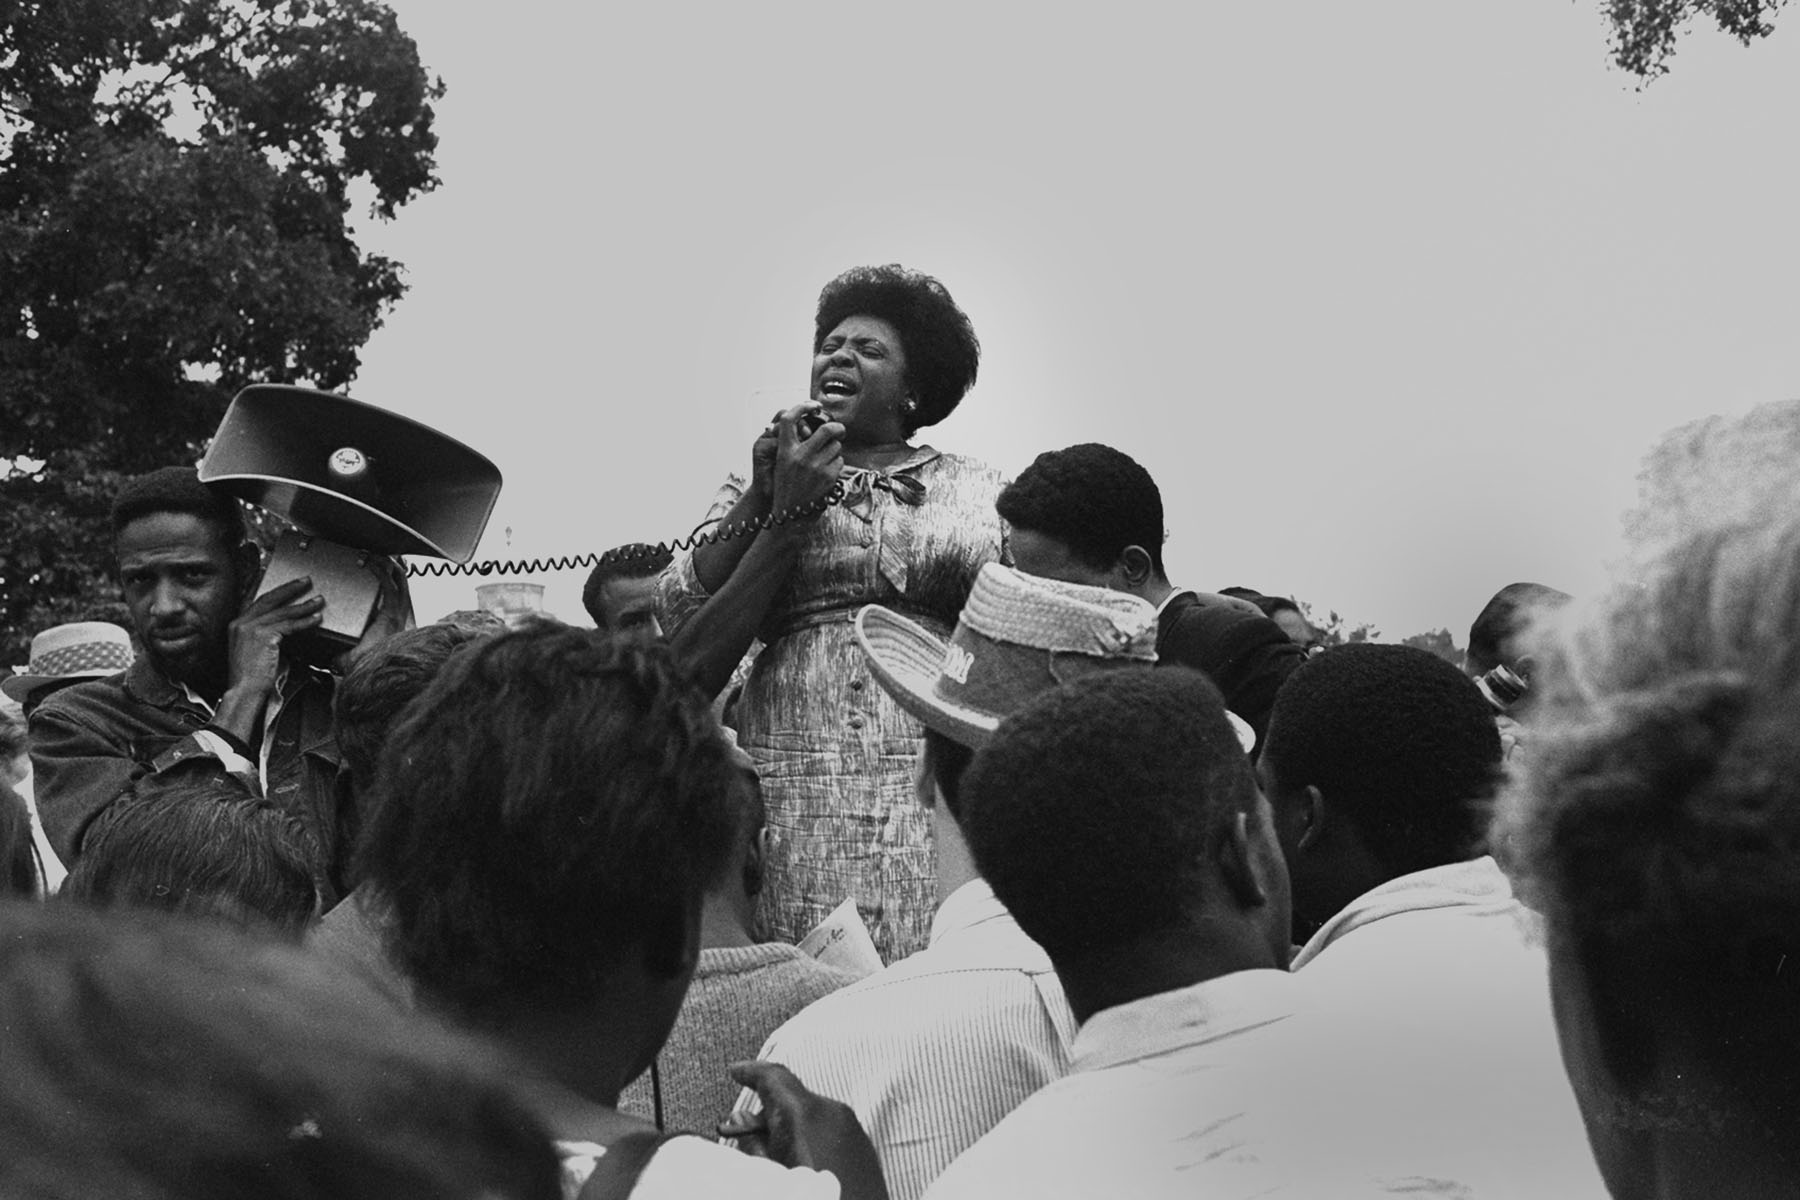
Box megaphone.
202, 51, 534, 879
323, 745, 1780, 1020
199, 385, 503, 658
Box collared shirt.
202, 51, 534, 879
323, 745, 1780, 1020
923, 970, 1466, 1200
740, 879, 1075, 1200
1289, 858, 1609, 1199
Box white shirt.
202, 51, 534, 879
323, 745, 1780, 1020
1291, 858, 1609, 1199
739, 879, 1075, 1200
557, 1136, 837, 1200
923, 969, 1468, 1200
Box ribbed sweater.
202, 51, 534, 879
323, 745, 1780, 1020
618, 942, 859, 1135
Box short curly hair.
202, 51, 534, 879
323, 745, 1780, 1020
1494, 517, 1800, 1131
996, 443, 1165, 576
354, 622, 740, 1019
110, 465, 247, 549
814, 264, 979, 433
1263, 643, 1502, 879
959, 668, 1258, 963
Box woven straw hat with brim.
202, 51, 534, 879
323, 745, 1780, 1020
855, 563, 1164, 750
3, 622, 136, 705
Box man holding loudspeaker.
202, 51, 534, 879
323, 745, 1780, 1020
28, 466, 408, 906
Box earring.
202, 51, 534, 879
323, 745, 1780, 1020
901, 397, 918, 416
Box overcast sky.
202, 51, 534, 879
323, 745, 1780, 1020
346, 2, 1800, 640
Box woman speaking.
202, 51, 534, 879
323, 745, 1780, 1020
658, 265, 1005, 963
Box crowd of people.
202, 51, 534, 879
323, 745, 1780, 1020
1, 263, 1795, 1199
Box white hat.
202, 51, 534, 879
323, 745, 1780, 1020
855, 564, 1160, 748
3, 622, 135, 704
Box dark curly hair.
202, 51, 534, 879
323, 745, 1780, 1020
1495, 517, 1800, 1136
996, 443, 1166, 576
110, 465, 247, 549
959, 668, 1257, 963
814, 264, 979, 434
354, 622, 740, 1020
1263, 643, 1502, 880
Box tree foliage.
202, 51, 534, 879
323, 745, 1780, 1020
1399, 627, 1464, 667
1, 0, 442, 662
1301, 605, 1381, 649
1606, 0, 1787, 78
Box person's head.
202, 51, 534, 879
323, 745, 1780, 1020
1465, 582, 1573, 710
3, 621, 136, 716
110, 466, 255, 691
333, 621, 499, 790
580, 545, 672, 635
1494, 517, 1800, 1196
856, 562, 1165, 825
960, 669, 1290, 1019
61, 783, 321, 937
996, 443, 1167, 597
1260, 643, 1502, 940
0, 900, 561, 1200
811, 264, 980, 442
331, 621, 500, 887
1255, 596, 1315, 647
355, 621, 741, 1081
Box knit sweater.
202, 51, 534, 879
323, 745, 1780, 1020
619, 942, 860, 1135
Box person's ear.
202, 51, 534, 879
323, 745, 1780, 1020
1294, 785, 1327, 851
1218, 811, 1271, 909
1118, 545, 1155, 589
742, 826, 769, 899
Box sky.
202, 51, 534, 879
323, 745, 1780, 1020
344, 2, 1800, 641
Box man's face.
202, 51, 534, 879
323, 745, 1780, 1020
596, 575, 662, 638
116, 512, 245, 687
1005, 526, 1119, 591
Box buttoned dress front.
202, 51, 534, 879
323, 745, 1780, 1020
658, 447, 1006, 962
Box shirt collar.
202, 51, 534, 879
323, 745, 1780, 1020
1072, 968, 1301, 1074
928, 877, 1011, 945
1154, 587, 1195, 617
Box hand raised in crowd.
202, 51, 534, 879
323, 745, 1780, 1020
719, 1061, 889, 1200
751, 403, 844, 516
336, 554, 417, 674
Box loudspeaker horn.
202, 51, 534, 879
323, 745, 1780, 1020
199, 385, 502, 562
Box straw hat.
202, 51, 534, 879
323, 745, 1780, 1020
3, 622, 135, 704
855, 564, 1163, 749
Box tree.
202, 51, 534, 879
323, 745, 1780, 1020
0, 0, 443, 663
1399, 627, 1464, 667
1606, 0, 1787, 79
1301, 605, 1381, 649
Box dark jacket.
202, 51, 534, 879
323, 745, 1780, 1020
29, 655, 344, 901
1156, 592, 1305, 755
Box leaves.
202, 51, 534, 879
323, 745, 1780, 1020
0, 0, 441, 662
1606, 0, 1787, 79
